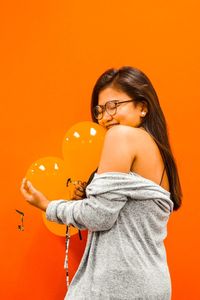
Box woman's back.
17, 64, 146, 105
129, 127, 170, 192
65, 169, 173, 299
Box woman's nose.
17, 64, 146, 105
100, 111, 113, 125
98, 112, 113, 128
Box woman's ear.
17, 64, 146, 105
140, 101, 148, 116
141, 111, 146, 116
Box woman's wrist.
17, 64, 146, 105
40, 199, 50, 212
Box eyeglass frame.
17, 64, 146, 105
93, 99, 135, 120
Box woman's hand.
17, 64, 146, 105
20, 178, 50, 211
72, 181, 87, 200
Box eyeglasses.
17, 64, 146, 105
93, 99, 134, 120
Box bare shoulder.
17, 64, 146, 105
97, 125, 137, 174
106, 125, 152, 148
105, 124, 143, 139
104, 125, 169, 190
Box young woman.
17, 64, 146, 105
21, 66, 182, 299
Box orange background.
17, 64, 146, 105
0, 1, 199, 299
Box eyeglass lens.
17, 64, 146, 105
93, 101, 118, 120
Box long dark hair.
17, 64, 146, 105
90, 66, 182, 210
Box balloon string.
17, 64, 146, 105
64, 226, 83, 288
64, 226, 70, 288
78, 229, 82, 240
15, 209, 25, 231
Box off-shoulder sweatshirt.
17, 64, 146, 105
46, 171, 174, 300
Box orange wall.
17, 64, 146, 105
0, 1, 199, 299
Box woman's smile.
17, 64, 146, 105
106, 123, 118, 129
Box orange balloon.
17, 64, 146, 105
62, 121, 106, 182
25, 156, 78, 237
24, 122, 106, 237
41, 212, 78, 237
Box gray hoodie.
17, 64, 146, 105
46, 171, 173, 300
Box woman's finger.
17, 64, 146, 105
21, 178, 30, 192
72, 187, 86, 199
20, 178, 28, 193
26, 181, 37, 194
74, 189, 83, 196
74, 195, 82, 200
77, 186, 84, 192
76, 185, 86, 195
21, 178, 26, 189
20, 178, 36, 202
21, 178, 26, 186
20, 185, 32, 201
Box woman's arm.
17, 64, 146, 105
46, 189, 127, 231
20, 125, 135, 231
20, 175, 128, 231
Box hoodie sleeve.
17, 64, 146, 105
46, 171, 173, 231
46, 172, 128, 231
